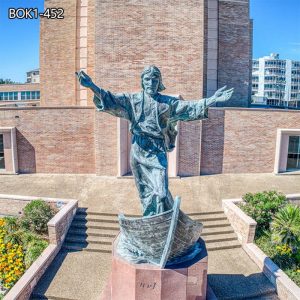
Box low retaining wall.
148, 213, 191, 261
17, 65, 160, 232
222, 194, 300, 300
0, 194, 78, 300
222, 198, 257, 244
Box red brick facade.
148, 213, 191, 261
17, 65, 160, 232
40, 0, 252, 107
0, 107, 299, 176
0, 107, 95, 174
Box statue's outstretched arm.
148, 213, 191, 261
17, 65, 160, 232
76, 70, 131, 120
169, 86, 234, 122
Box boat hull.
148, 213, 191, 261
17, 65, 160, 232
117, 197, 203, 268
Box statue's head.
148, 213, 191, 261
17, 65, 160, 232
141, 65, 166, 96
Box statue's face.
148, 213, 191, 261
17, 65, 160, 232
142, 73, 160, 96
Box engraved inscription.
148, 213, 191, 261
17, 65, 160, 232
139, 282, 157, 290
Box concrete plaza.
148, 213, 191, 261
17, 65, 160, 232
1, 173, 299, 299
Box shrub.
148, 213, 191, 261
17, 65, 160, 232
20, 200, 55, 235
240, 191, 287, 236
271, 204, 300, 249
24, 239, 48, 268
2, 217, 23, 245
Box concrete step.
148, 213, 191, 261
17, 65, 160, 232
203, 233, 238, 243
73, 214, 119, 223
201, 218, 230, 228
69, 220, 231, 233
67, 227, 118, 237
70, 220, 119, 231
77, 209, 225, 217
192, 215, 227, 222
206, 240, 241, 251
202, 226, 234, 236
65, 234, 113, 245
31, 295, 77, 300
63, 241, 112, 253
73, 214, 229, 224
76, 209, 140, 218
186, 210, 225, 216
63, 239, 241, 253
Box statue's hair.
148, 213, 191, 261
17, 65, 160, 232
141, 65, 166, 92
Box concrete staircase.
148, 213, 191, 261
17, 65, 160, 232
62, 208, 241, 253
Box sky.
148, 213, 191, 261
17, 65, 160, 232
0, 0, 299, 82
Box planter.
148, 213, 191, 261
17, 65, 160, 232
0, 194, 78, 300
222, 194, 300, 300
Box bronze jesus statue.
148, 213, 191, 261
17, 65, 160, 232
76, 66, 233, 217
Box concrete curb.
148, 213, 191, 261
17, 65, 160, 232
244, 243, 300, 300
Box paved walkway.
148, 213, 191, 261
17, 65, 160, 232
1, 172, 300, 214
1, 173, 299, 299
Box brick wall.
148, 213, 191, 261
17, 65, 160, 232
222, 109, 300, 173
217, 0, 252, 107
94, 111, 118, 176
200, 109, 225, 175
178, 121, 202, 176
0, 107, 95, 173
87, 0, 95, 106
201, 108, 300, 175
1, 107, 299, 176
40, 0, 78, 106
94, 0, 205, 99
0, 83, 40, 92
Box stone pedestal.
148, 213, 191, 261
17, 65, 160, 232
100, 238, 208, 300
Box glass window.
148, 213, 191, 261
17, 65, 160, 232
0, 134, 4, 169
26, 91, 31, 99
32, 91, 36, 100
287, 136, 300, 171
14, 92, 18, 100
8, 92, 14, 100
36, 91, 40, 99
21, 92, 25, 100
0, 93, 3, 100
3, 92, 8, 100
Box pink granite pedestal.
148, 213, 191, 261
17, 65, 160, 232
100, 238, 208, 300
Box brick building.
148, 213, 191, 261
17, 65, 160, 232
1, 0, 299, 176
40, 0, 252, 107
0, 83, 40, 107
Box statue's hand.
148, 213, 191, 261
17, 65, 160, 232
207, 86, 234, 106
75, 70, 93, 88
214, 86, 234, 102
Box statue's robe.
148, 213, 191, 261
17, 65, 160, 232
93, 88, 208, 216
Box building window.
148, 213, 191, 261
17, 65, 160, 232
0, 134, 4, 169
287, 136, 300, 171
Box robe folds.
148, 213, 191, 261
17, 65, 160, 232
93, 88, 208, 216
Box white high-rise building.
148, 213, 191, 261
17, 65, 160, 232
252, 53, 300, 107
26, 69, 40, 84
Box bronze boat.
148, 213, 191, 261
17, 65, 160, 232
117, 197, 203, 268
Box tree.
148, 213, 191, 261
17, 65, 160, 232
0, 78, 16, 84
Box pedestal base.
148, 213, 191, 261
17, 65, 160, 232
101, 238, 208, 300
